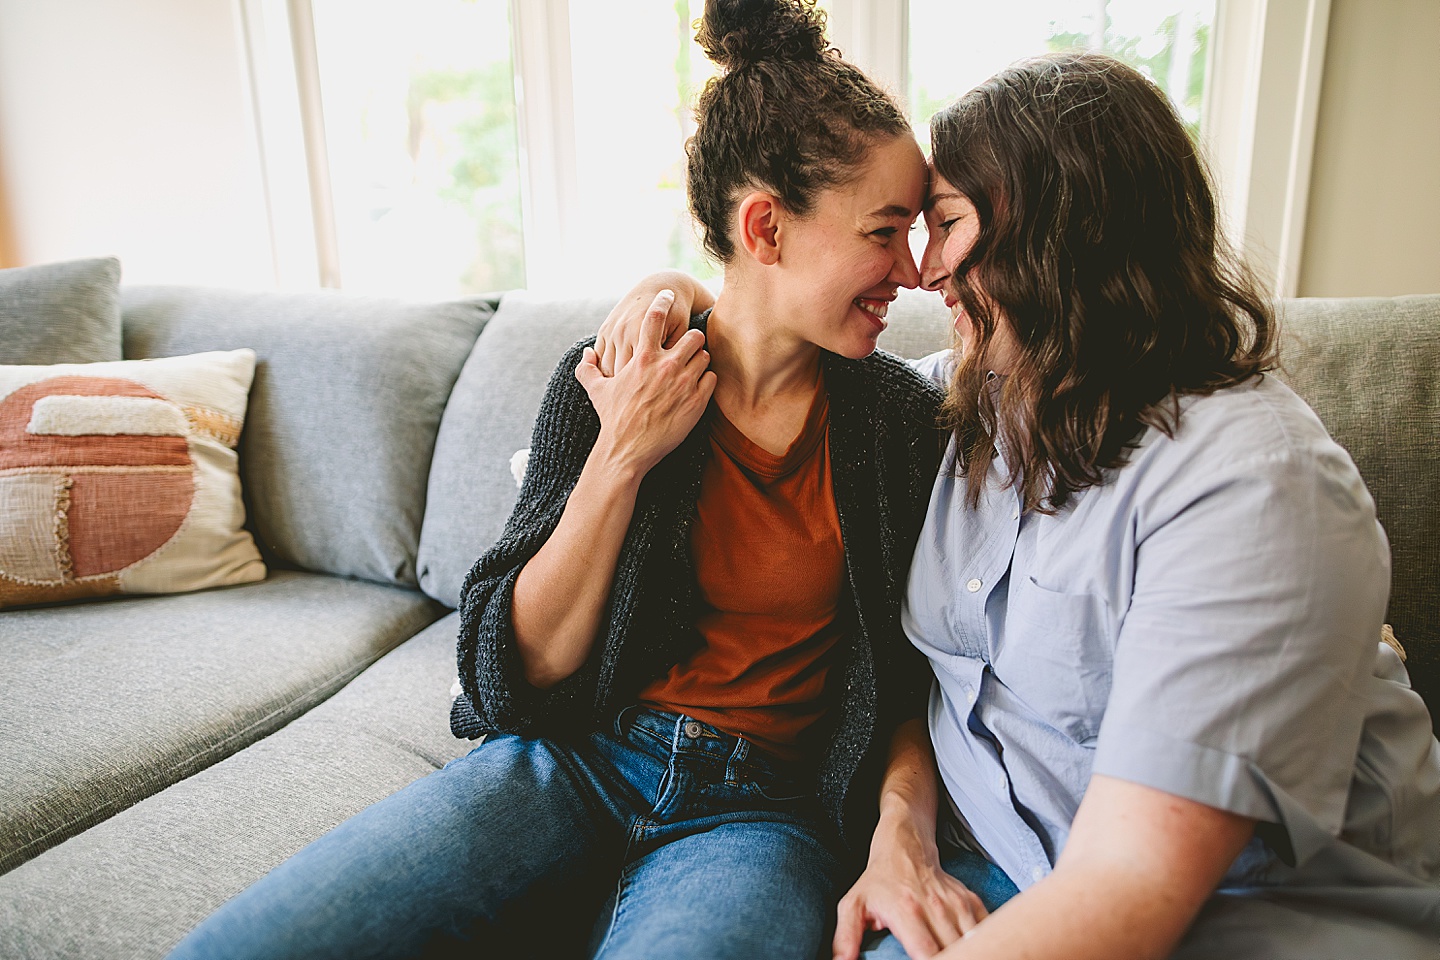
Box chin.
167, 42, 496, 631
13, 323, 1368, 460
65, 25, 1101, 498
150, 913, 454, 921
835, 334, 881, 360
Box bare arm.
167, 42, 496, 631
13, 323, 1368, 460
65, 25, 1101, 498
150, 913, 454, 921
596, 272, 715, 376
511, 293, 715, 687
833, 719, 988, 960
935, 775, 1256, 960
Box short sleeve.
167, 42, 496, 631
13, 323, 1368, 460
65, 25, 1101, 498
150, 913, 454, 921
1093, 421, 1390, 860
907, 349, 953, 386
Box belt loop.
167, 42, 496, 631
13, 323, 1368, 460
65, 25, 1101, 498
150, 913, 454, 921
669, 712, 686, 755
725, 736, 749, 785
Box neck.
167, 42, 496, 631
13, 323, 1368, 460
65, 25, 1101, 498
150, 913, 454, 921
706, 280, 820, 411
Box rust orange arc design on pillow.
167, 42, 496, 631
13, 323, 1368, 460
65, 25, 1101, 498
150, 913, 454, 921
0, 375, 196, 598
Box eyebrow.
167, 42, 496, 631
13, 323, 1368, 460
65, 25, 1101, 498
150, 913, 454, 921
922, 191, 963, 212
866, 204, 916, 220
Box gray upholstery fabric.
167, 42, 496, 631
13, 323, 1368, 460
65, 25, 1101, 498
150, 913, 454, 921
0, 613, 468, 960
1276, 294, 1440, 729
120, 287, 497, 585
875, 288, 955, 360
418, 290, 617, 607
0, 571, 445, 874
0, 257, 122, 364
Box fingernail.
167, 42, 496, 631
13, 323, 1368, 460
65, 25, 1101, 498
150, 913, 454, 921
658, 288, 675, 301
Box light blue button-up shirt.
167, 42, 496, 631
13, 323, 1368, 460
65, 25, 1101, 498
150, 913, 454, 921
905, 351, 1440, 952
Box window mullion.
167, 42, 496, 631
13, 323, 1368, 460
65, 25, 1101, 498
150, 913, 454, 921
237, 0, 322, 289
827, 0, 910, 99
509, 0, 579, 292
1202, 0, 1331, 298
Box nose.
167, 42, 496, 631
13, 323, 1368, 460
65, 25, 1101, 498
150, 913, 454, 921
887, 235, 921, 289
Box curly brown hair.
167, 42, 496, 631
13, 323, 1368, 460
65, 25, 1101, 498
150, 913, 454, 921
931, 52, 1277, 512
688, 0, 910, 262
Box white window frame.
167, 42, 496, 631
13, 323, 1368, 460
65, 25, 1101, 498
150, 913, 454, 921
238, 0, 1327, 298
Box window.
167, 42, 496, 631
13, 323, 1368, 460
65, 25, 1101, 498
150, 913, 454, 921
565, 0, 721, 288
907, 0, 1215, 143
310, 0, 524, 297
245, 0, 1328, 297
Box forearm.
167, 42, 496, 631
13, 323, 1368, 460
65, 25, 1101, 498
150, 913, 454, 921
873, 718, 943, 864
510, 435, 643, 688
935, 776, 1255, 960
935, 866, 1179, 960
863, 717, 950, 889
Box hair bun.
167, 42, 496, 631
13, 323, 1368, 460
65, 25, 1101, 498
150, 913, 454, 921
697, 0, 829, 68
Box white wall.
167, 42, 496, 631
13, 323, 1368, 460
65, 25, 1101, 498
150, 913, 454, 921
0, 0, 273, 287
1298, 0, 1440, 297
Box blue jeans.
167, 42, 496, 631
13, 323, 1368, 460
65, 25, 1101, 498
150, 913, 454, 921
167, 707, 840, 960
858, 847, 1020, 960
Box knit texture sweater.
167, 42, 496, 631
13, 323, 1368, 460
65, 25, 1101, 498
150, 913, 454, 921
451, 316, 944, 854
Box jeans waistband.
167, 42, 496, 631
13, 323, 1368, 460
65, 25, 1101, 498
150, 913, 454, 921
619, 706, 798, 784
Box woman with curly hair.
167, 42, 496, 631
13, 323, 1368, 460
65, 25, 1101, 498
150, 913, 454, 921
167, 2, 949, 958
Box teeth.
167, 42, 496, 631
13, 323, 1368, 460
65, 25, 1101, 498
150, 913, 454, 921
855, 299, 889, 319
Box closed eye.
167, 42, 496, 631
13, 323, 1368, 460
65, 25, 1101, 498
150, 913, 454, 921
870, 227, 899, 239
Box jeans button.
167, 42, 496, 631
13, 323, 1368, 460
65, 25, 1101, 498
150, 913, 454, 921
683, 721, 703, 738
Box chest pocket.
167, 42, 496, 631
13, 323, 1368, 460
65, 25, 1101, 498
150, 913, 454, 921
994, 577, 1113, 743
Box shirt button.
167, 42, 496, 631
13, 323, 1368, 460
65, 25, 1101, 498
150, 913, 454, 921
1031, 866, 1046, 883
965, 686, 976, 704
1011, 506, 1020, 520
997, 774, 1007, 792
966, 578, 983, 593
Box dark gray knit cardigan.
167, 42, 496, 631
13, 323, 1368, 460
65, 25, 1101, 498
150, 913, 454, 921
451, 317, 944, 855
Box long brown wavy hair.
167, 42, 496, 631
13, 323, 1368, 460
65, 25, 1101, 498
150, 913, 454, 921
931, 53, 1277, 511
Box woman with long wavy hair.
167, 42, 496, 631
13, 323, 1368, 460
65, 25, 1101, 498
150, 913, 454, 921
609, 50, 1439, 960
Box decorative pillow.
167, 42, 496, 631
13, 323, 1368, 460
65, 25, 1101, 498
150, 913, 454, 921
0, 257, 123, 365
0, 350, 265, 608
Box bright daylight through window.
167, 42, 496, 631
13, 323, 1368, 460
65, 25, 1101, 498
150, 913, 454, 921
299, 0, 1214, 296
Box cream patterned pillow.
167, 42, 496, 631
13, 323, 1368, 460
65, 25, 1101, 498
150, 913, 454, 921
0, 350, 265, 608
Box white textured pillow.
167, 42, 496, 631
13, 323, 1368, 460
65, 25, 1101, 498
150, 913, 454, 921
0, 350, 265, 608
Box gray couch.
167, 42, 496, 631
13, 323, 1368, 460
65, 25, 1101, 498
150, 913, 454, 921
0, 278, 1435, 959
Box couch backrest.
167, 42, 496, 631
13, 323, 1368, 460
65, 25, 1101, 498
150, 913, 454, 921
417, 291, 616, 607
122, 286, 495, 586
1275, 295, 1439, 724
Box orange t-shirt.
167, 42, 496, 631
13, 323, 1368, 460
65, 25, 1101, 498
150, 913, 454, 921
639, 379, 845, 759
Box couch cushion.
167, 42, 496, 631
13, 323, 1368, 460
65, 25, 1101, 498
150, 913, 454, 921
120, 287, 496, 585
0, 258, 123, 366
0, 350, 265, 609
0, 613, 469, 960
0, 570, 445, 874
417, 291, 616, 607
1277, 294, 1440, 729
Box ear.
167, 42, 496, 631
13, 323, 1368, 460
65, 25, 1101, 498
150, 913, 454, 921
736, 191, 782, 266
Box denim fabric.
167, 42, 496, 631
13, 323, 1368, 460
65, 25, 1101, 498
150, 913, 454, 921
166, 707, 839, 960
858, 848, 1019, 960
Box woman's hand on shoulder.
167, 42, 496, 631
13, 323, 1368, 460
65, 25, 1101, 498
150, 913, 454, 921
575, 290, 715, 479
596, 271, 715, 376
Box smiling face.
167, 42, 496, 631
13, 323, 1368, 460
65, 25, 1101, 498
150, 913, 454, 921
765, 134, 927, 359
920, 168, 1019, 373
